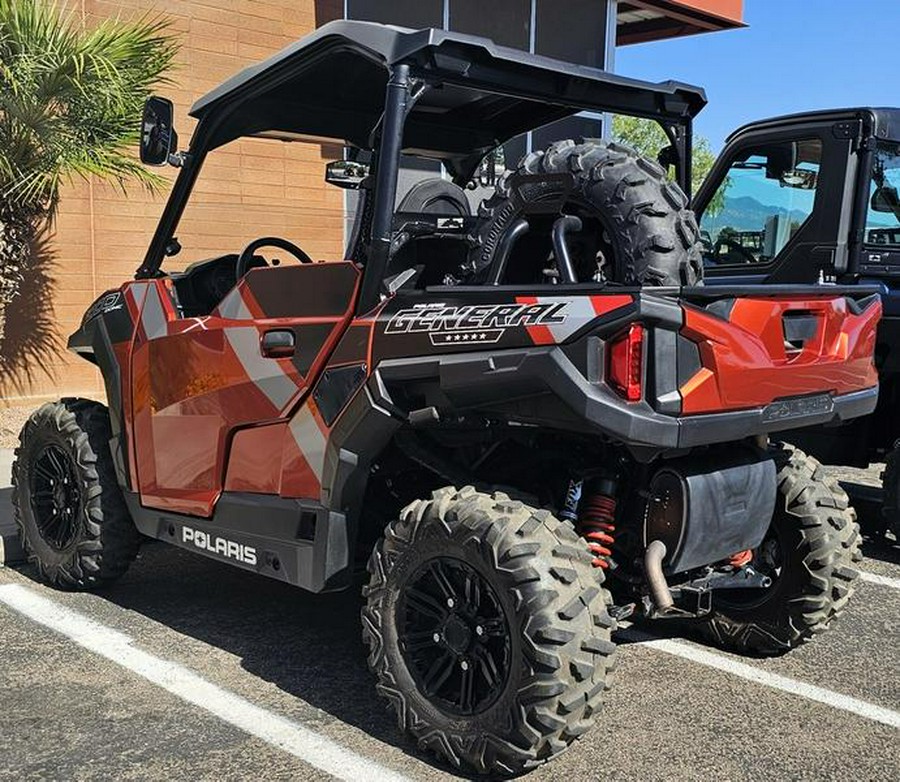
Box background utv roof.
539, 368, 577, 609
725, 107, 900, 144
188, 20, 706, 170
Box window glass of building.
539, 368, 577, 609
347, 0, 443, 29
535, 0, 607, 66
448, 0, 531, 50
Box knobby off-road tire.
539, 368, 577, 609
881, 441, 900, 539
469, 139, 704, 286
12, 399, 140, 589
815, 455, 864, 562
362, 486, 616, 777
700, 443, 860, 656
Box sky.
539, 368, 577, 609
615, 0, 899, 152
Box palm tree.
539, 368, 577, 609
0, 0, 178, 343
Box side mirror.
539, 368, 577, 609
779, 168, 818, 190
325, 159, 369, 189
140, 96, 178, 166
871, 185, 900, 214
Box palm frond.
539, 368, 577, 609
0, 0, 180, 211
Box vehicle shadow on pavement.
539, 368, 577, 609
861, 534, 900, 565
841, 481, 900, 565
7, 535, 710, 770
35, 541, 460, 776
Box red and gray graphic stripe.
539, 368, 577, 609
216, 284, 255, 321
125, 282, 170, 341
225, 327, 300, 411
140, 285, 170, 340
216, 285, 302, 412
287, 400, 328, 486
124, 282, 151, 323
516, 294, 633, 345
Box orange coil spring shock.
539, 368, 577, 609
580, 494, 617, 569
565, 477, 618, 570
729, 549, 754, 568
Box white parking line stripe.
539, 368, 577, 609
0, 584, 410, 782
858, 571, 900, 591
618, 628, 900, 730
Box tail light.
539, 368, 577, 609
608, 323, 644, 402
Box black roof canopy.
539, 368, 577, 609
189, 20, 706, 169
726, 108, 900, 144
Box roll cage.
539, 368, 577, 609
137, 19, 707, 313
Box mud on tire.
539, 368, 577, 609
700, 443, 860, 656
468, 139, 703, 287
362, 486, 616, 777
12, 398, 140, 590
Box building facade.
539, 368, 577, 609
1, 0, 742, 404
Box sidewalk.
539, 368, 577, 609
0, 448, 24, 565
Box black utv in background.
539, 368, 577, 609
694, 108, 900, 537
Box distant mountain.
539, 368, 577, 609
702, 195, 810, 234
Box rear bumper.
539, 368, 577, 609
376, 348, 878, 452
676, 385, 877, 448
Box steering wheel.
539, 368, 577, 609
714, 238, 758, 264
235, 236, 313, 279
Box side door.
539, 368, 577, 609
694, 119, 856, 285
130, 263, 360, 517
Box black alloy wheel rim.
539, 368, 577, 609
30, 444, 82, 550
398, 556, 512, 716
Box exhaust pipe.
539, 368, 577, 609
644, 540, 673, 612
551, 215, 582, 283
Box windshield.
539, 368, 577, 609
865, 142, 900, 247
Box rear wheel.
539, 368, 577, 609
12, 399, 140, 589
362, 486, 616, 777
699, 444, 859, 656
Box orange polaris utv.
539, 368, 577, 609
12, 21, 880, 777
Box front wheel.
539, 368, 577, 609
700, 444, 860, 656
362, 486, 616, 777
11, 399, 140, 589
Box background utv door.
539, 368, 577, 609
695, 118, 859, 284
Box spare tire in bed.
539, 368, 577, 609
466, 139, 704, 287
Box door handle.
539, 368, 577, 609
261, 329, 295, 358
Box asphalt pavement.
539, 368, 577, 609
1, 450, 898, 781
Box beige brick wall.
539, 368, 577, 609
2, 0, 345, 405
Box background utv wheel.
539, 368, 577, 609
468, 139, 703, 286
699, 444, 860, 656
12, 399, 140, 590
362, 486, 616, 777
